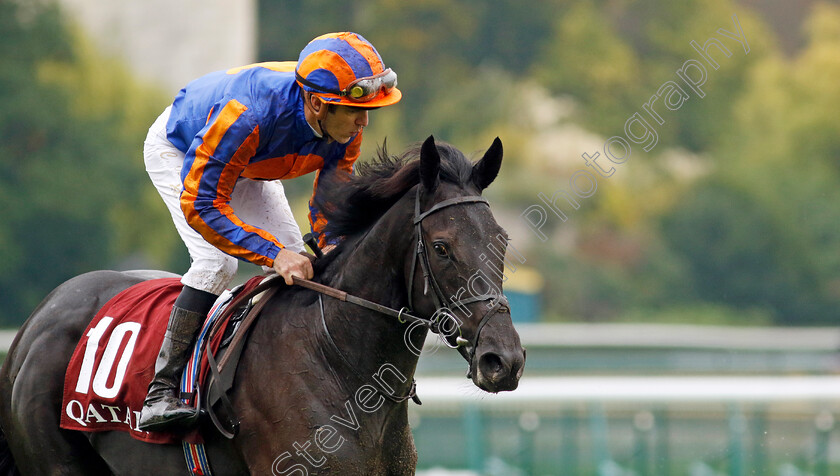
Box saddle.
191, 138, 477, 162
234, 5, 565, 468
59, 274, 278, 444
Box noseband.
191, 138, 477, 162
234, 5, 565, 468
406, 187, 509, 362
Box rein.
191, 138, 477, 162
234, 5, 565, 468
291, 276, 424, 326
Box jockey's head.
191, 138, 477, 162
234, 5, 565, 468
295, 32, 401, 109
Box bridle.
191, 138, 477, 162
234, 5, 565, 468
203, 185, 512, 436
295, 185, 508, 404
406, 186, 509, 363
303, 184, 510, 364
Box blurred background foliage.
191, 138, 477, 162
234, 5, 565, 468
2, 0, 839, 327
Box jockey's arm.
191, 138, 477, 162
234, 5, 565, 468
179, 101, 286, 267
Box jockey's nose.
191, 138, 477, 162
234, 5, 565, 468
356, 109, 369, 127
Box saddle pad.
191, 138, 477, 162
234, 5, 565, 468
60, 277, 187, 444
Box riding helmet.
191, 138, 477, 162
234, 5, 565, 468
295, 32, 402, 108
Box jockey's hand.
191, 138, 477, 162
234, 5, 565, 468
273, 248, 314, 285
299, 251, 316, 266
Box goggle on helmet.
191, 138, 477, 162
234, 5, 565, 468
295, 32, 402, 108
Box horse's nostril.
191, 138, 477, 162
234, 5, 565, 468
478, 352, 505, 378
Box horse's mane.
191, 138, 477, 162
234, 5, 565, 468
313, 140, 476, 239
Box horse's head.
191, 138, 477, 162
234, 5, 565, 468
408, 136, 526, 393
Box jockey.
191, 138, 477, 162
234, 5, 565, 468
138, 32, 401, 431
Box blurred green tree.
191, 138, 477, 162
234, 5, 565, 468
0, 0, 178, 326
659, 179, 834, 324
686, 2, 840, 325
533, 0, 772, 153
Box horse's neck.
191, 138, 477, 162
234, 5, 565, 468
320, 201, 426, 392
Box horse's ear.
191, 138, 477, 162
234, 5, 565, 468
472, 137, 503, 191
420, 135, 441, 191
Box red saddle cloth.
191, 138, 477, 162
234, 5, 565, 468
60, 275, 267, 444
60, 278, 187, 443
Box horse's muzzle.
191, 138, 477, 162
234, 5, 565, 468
474, 345, 525, 393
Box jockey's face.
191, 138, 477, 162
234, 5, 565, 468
303, 92, 370, 144
320, 105, 369, 144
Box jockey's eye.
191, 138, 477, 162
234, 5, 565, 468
432, 242, 450, 259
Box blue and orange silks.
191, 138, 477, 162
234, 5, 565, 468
165, 62, 359, 267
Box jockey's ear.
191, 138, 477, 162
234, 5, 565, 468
304, 92, 329, 120
420, 135, 440, 191
471, 137, 503, 192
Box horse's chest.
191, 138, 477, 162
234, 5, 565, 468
237, 384, 416, 475
250, 429, 413, 475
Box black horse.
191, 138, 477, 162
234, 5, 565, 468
0, 136, 525, 475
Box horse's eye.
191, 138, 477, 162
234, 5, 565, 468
432, 242, 450, 258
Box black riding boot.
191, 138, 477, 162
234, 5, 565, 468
137, 286, 216, 432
